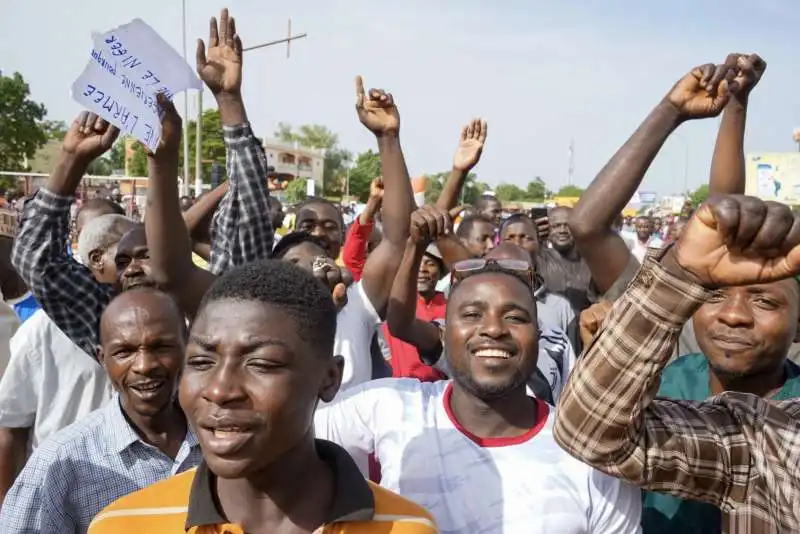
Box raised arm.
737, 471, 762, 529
555, 195, 800, 527
569, 62, 735, 295
144, 95, 217, 317
341, 178, 382, 281
708, 54, 765, 196
386, 206, 453, 353
11, 112, 118, 356
436, 119, 487, 211
355, 78, 415, 316
198, 8, 273, 274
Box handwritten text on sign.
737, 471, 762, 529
71, 19, 202, 152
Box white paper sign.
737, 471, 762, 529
71, 19, 202, 151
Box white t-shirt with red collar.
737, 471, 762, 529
315, 379, 642, 533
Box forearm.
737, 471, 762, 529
376, 134, 413, 245
209, 122, 273, 274
436, 167, 467, 211
709, 98, 747, 195
435, 235, 471, 268
386, 241, 439, 350
216, 93, 247, 126
342, 218, 373, 281
45, 152, 88, 197
145, 156, 196, 296
571, 101, 682, 237
555, 255, 707, 480
0, 427, 28, 506
183, 181, 229, 241
359, 196, 381, 225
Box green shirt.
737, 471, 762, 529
642, 353, 800, 534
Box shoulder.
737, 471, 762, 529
339, 281, 380, 327
368, 481, 438, 531
34, 408, 108, 455
89, 469, 195, 532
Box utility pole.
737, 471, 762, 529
181, 0, 190, 197
567, 138, 575, 187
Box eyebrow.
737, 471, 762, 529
189, 334, 290, 352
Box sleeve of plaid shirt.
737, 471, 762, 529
554, 256, 800, 521
10, 189, 112, 358
209, 123, 274, 274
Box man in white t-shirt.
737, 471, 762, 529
316, 261, 642, 533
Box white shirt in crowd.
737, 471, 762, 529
315, 379, 642, 533
0, 288, 20, 377
333, 281, 381, 394
0, 309, 113, 450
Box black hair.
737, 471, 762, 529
450, 263, 536, 302
499, 213, 533, 235
456, 214, 495, 239
198, 259, 337, 355
474, 195, 499, 211
271, 231, 329, 259
79, 197, 125, 217
297, 196, 344, 230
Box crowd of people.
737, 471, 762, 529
0, 7, 798, 533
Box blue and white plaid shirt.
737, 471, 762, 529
0, 396, 201, 533
11, 123, 273, 358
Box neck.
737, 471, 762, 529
1, 274, 28, 301
419, 289, 437, 304
123, 399, 187, 457
554, 245, 578, 261
449, 382, 538, 439
216, 435, 334, 533
709, 363, 787, 398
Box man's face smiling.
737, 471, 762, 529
180, 298, 340, 479
99, 290, 186, 418
445, 271, 539, 400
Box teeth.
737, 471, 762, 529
474, 349, 511, 359
133, 382, 162, 392
213, 429, 243, 437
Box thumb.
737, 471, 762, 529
332, 283, 348, 308
448, 205, 466, 219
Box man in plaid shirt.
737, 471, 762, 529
555, 194, 800, 533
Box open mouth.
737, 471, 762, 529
200, 426, 255, 456
473, 348, 515, 360
129, 379, 166, 400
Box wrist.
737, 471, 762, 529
729, 94, 749, 111
376, 131, 400, 144
216, 93, 247, 125
56, 151, 89, 174
659, 247, 705, 287
656, 99, 687, 125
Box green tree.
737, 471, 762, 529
347, 150, 381, 201
128, 143, 148, 177
556, 185, 585, 197
495, 183, 527, 202
423, 171, 488, 205
42, 120, 68, 140
87, 157, 112, 176
179, 109, 226, 182
285, 178, 308, 204
526, 177, 548, 201
0, 72, 48, 171
689, 183, 710, 206
108, 138, 126, 172
323, 147, 352, 197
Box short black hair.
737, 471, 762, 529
79, 197, 125, 217
271, 231, 329, 259
499, 213, 533, 234
198, 259, 337, 355
474, 195, 499, 211
297, 196, 344, 229
450, 263, 535, 302
456, 214, 495, 239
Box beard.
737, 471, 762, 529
449, 363, 531, 401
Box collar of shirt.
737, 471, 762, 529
104, 395, 198, 456
185, 439, 375, 531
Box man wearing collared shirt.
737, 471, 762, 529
89, 260, 435, 533
555, 195, 800, 532
0, 288, 200, 532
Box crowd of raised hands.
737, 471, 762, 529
6, 3, 800, 533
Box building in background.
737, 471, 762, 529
263, 139, 325, 193
746, 152, 800, 206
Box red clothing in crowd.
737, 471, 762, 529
342, 217, 446, 382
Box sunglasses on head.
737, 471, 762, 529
450, 258, 535, 289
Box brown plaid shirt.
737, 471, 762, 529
554, 256, 800, 533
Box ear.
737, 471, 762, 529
88, 249, 105, 273
793, 317, 800, 344
95, 344, 106, 367
318, 355, 344, 404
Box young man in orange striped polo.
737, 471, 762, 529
89, 260, 436, 534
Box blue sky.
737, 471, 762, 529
3, 0, 799, 194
